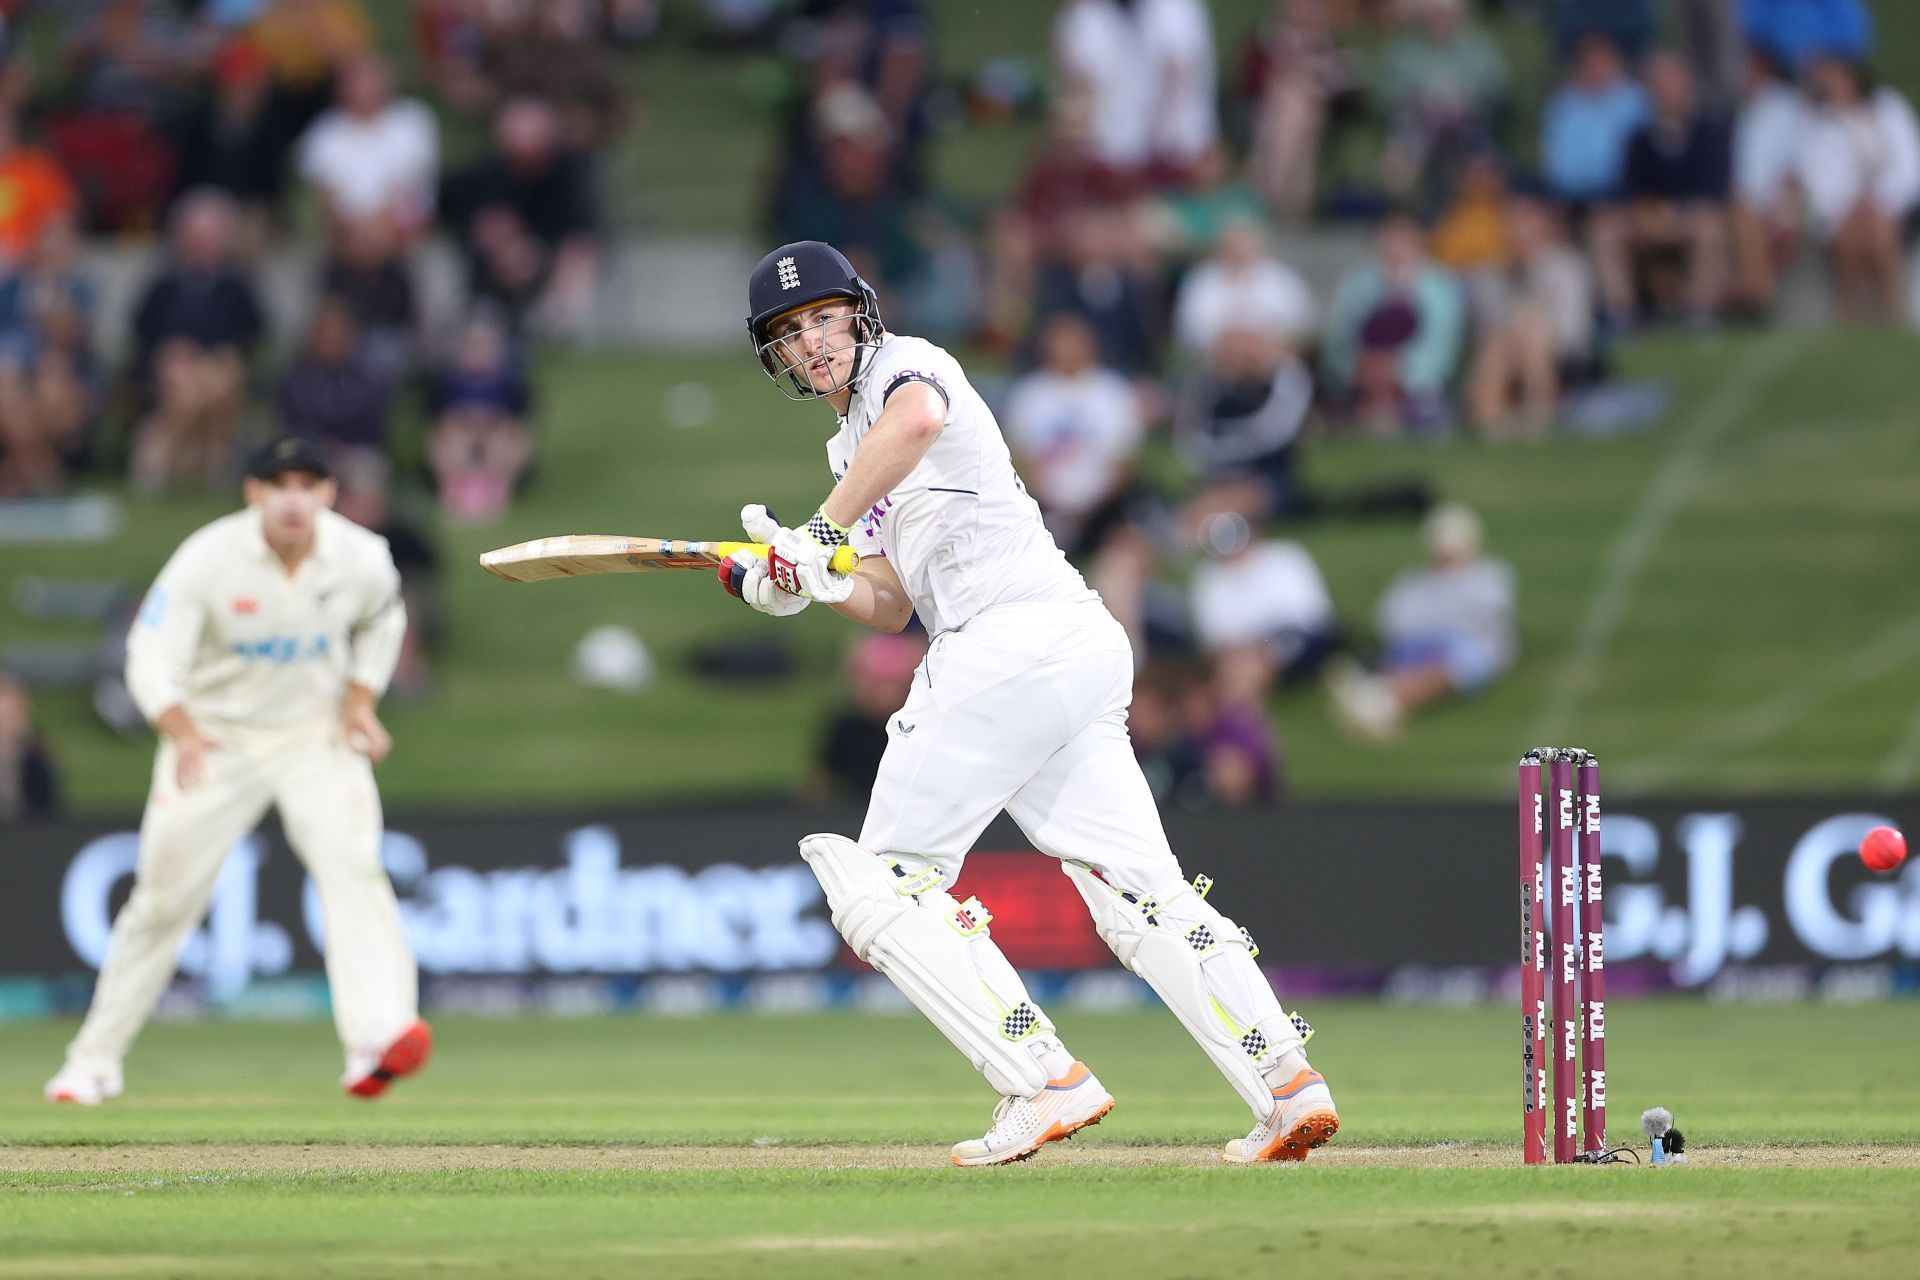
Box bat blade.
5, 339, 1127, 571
479, 536, 858, 582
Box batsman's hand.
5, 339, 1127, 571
718, 547, 809, 616
745, 503, 856, 604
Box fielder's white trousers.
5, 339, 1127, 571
859, 600, 1181, 893
65, 717, 418, 1074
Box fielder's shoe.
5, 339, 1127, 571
45, 1064, 124, 1106
1222, 1068, 1339, 1163
950, 1062, 1114, 1167
343, 1019, 433, 1099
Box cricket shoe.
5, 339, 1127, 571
45, 1064, 124, 1106
1222, 1068, 1340, 1163
343, 1020, 433, 1099
950, 1063, 1114, 1167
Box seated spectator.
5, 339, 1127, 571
1128, 662, 1209, 809
0, 216, 100, 494
1190, 511, 1338, 703
1029, 204, 1158, 374
1238, 0, 1353, 222
319, 216, 418, 389
1320, 214, 1464, 436
1742, 0, 1872, 76
332, 451, 440, 703
1545, 0, 1654, 64
1428, 150, 1511, 277
809, 631, 927, 802
248, 0, 376, 140
51, 0, 206, 231
128, 189, 265, 493
1540, 34, 1647, 323
426, 307, 534, 525
1374, 0, 1509, 206
1327, 502, 1515, 740
1004, 312, 1144, 557
1796, 55, 1920, 324
480, 0, 631, 149
1054, 0, 1219, 185
1173, 327, 1314, 526
1171, 217, 1316, 360
1180, 667, 1283, 807
0, 674, 61, 822
275, 296, 392, 464
782, 84, 919, 294
296, 52, 438, 244
0, 112, 79, 270
172, 37, 286, 252
1729, 49, 1809, 317
1465, 194, 1597, 441
441, 96, 600, 331
1613, 51, 1731, 327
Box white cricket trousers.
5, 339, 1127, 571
859, 600, 1181, 892
65, 717, 418, 1073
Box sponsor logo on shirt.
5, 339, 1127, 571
228, 634, 332, 664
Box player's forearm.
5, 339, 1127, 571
348, 593, 407, 696
819, 386, 944, 530
829, 562, 914, 633
343, 681, 381, 713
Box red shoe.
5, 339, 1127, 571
344, 1020, 433, 1099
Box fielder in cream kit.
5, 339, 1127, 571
45, 438, 431, 1106
724, 241, 1339, 1165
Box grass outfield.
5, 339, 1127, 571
3, 1002, 1919, 1277
19, 328, 1920, 812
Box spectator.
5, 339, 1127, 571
1171, 217, 1316, 360
172, 36, 286, 249
809, 631, 927, 801
1004, 311, 1144, 557
0, 216, 100, 494
275, 296, 392, 462
1190, 511, 1338, 704
480, 0, 630, 149
1053, 0, 1218, 184
1181, 668, 1283, 807
1545, 0, 1655, 64
1173, 327, 1314, 526
1541, 34, 1649, 204
0, 112, 79, 269
1729, 48, 1808, 317
1795, 56, 1920, 324
425, 307, 534, 525
296, 52, 438, 243
332, 451, 441, 703
1029, 204, 1158, 374
1429, 150, 1511, 278
319, 217, 418, 389
128, 189, 265, 493
1146, 143, 1271, 262
1374, 0, 1509, 205
0, 674, 61, 822
441, 96, 600, 330
1464, 194, 1596, 441
1128, 662, 1208, 809
1321, 214, 1465, 435
1238, 0, 1353, 222
1328, 502, 1515, 740
1614, 51, 1731, 327
1741, 0, 1872, 76
782, 84, 918, 292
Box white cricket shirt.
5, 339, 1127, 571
126, 507, 407, 734
826, 334, 1097, 636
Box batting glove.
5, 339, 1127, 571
717, 548, 809, 616
749, 504, 856, 604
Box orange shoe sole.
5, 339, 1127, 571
951, 1097, 1116, 1167
1258, 1109, 1340, 1162
347, 1020, 433, 1099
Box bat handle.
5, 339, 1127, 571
743, 543, 862, 574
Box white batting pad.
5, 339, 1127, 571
1065, 864, 1302, 1121
800, 833, 1059, 1098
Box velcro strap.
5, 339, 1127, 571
888, 861, 943, 899
1192, 873, 1214, 899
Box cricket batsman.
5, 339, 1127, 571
721, 242, 1338, 1165
45, 438, 430, 1105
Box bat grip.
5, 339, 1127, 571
745, 543, 862, 574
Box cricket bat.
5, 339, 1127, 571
479, 535, 860, 583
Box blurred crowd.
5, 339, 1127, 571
0, 0, 1909, 817
776, 0, 1902, 808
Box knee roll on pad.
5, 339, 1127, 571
1065, 864, 1304, 1119
800, 834, 1055, 1097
